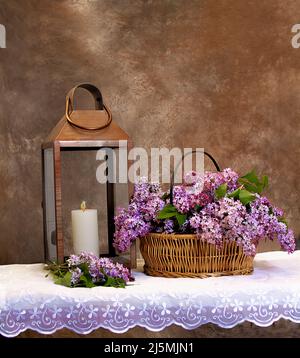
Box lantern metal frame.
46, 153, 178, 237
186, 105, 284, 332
41, 84, 136, 267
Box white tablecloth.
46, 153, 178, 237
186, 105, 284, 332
0, 251, 300, 337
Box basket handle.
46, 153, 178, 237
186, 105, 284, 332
65, 83, 112, 131
170, 150, 221, 204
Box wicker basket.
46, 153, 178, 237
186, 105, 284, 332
140, 233, 254, 278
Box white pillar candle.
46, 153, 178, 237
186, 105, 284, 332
71, 204, 99, 257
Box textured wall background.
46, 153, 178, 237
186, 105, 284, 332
0, 0, 299, 263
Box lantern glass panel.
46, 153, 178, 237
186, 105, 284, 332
43, 148, 57, 262
60, 148, 109, 257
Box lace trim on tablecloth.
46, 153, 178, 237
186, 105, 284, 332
1, 290, 300, 337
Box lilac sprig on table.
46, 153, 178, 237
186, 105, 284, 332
113, 169, 296, 256
46, 252, 134, 288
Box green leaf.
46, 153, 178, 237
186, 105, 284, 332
238, 189, 256, 206
163, 204, 177, 212
54, 271, 72, 287
157, 204, 186, 226
228, 188, 241, 199
257, 183, 265, 194
104, 276, 126, 288
215, 183, 228, 200
79, 275, 96, 288
238, 170, 269, 195
262, 175, 269, 189
79, 263, 90, 276
238, 178, 259, 193
157, 211, 177, 219
157, 204, 177, 219
240, 170, 259, 185
176, 213, 187, 226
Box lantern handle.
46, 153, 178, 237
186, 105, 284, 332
65, 83, 112, 131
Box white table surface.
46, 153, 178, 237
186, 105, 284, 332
0, 251, 300, 336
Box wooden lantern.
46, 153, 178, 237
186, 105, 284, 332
41, 83, 136, 267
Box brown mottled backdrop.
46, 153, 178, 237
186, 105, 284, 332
0, 0, 299, 264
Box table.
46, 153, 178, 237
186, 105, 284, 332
1, 251, 300, 337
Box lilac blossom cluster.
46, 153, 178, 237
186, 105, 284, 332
67, 252, 133, 285
113, 178, 164, 251
113, 169, 296, 256
189, 196, 295, 256
172, 168, 239, 214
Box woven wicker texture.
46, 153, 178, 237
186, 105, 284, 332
140, 233, 254, 278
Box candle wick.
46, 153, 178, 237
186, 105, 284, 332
80, 201, 87, 212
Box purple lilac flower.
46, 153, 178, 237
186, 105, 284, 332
68, 254, 82, 267
71, 267, 82, 285
203, 168, 239, 193
189, 213, 202, 230
113, 179, 165, 252
133, 177, 162, 205
68, 252, 133, 284
89, 258, 105, 283
184, 171, 204, 186
203, 172, 226, 193
221, 168, 239, 191
113, 172, 296, 257
190, 198, 263, 256
114, 208, 151, 252
149, 182, 161, 193
278, 228, 296, 253
190, 192, 213, 208
248, 197, 295, 253
139, 195, 164, 221
96, 257, 132, 282
163, 219, 175, 233
201, 216, 223, 247
172, 185, 191, 213
273, 206, 284, 217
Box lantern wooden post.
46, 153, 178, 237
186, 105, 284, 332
53, 141, 64, 263
41, 149, 48, 262
128, 139, 137, 269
